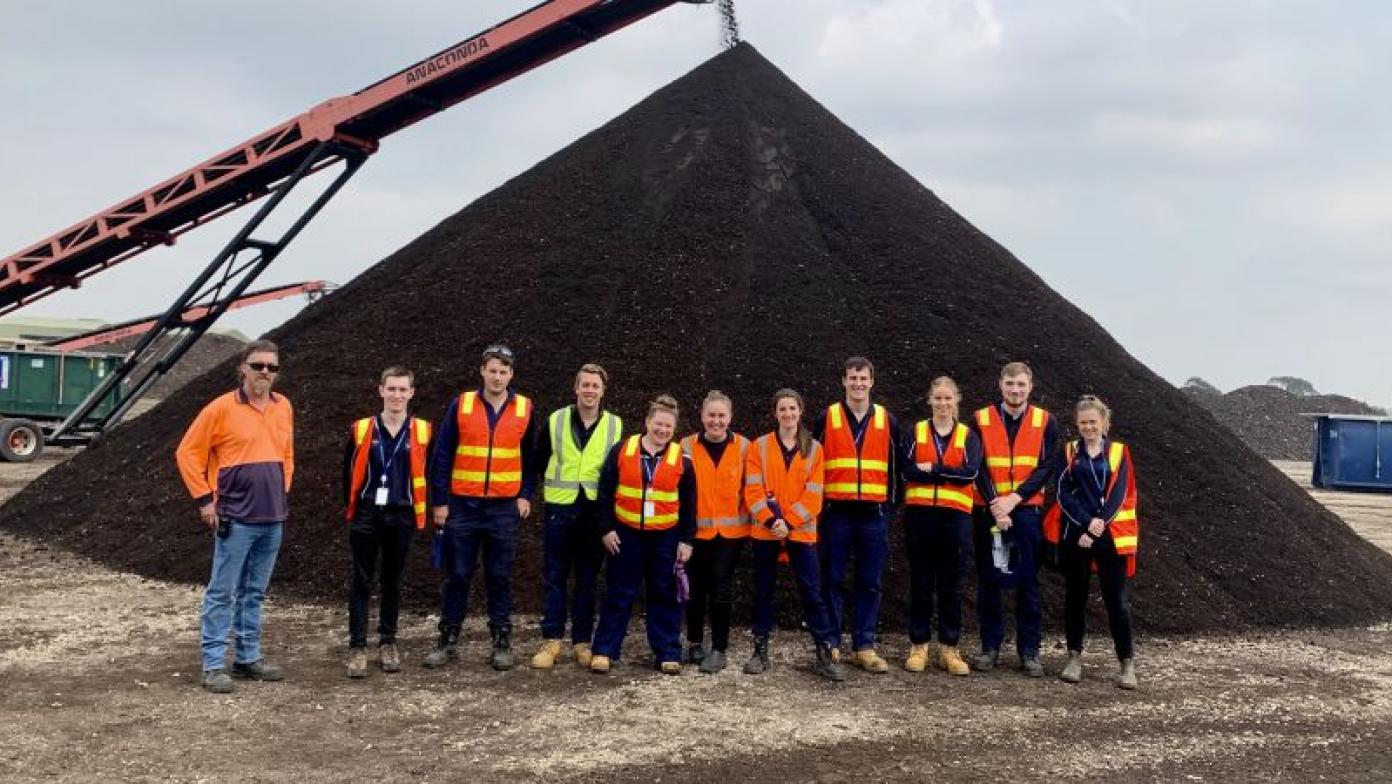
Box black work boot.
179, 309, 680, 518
490, 626, 515, 671
422, 624, 460, 669
743, 635, 770, 675
814, 642, 847, 682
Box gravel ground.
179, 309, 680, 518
1, 532, 1389, 783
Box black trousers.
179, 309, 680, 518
348, 505, 415, 648
684, 536, 744, 651
1062, 534, 1134, 660
904, 506, 972, 646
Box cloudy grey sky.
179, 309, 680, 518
2, 1, 1388, 406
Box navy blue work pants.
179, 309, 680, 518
539, 501, 605, 644
592, 525, 682, 665
752, 539, 836, 646
973, 506, 1044, 659
818, 503, 889, 651
439, 498, 519, 633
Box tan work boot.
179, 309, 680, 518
659, 661, 682, 675
852, 648, 890, 674
379, 643, 401, 673
589, 654, 611, 673
936, 645, 971, 676
346, 648, 368, 679
1116, 658, 1138, 690
904, 643, 930, 673
530, 639, 564, 670
572, 642, 593, 669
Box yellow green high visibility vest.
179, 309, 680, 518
543, 407, 623, 504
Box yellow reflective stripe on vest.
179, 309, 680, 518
873, 405, 885, 429
616, 485, 679, 503
456, 445, 521, 458
452, 470, 522, 483
828, 404, 844, 429
412, 477, 426, 489
615, 506, 678, 526
1031, 407, 1043, 427
1113, 509, 1137, 522
825, 458, 888, 471
952, 424, 968, 449
354, 418, 372, 444
827, 482, 886, 495
1112, 534, 1138, 549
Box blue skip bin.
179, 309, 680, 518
1310, 414, 1392, 492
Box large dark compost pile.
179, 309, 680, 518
5, 44, 1392, 636
1186, 384, 1386, 460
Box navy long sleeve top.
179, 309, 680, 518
428, 387, 538, 504
811, 401, 911, 508
1055, 438, 1131, 536
899, 420, 983, 485
971, 403, 1062, 503
594, 439, 698, 545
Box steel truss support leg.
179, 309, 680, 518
48, 140, 369, 446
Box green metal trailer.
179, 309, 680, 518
0, 342, 125, 461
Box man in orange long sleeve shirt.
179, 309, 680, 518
176, 340, 294, 694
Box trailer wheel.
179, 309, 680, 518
0, 419, 44, 462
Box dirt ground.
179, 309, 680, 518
1, 527, 1389, 783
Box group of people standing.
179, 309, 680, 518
176, 341, 1140, 694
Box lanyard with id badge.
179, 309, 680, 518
642, 451, 658, 520
373, 419, 409, 507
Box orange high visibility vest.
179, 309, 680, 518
744, 433, 824, 543
450, 390, 531, 498
681, 433, 750, 540
614, 435, 685, 531
822, 403, 890, 502
904, 420, 974, 514
1044, 440, 1140, 575
974, 404, 1050, 507
346, 417, 432, 528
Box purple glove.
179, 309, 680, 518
765, 492, 784, 526
674, 559, 690, 603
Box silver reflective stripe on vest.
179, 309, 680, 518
543, 408, 620, 501
545, 409, 579, 491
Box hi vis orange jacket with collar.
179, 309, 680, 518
904, 421, 979, 514
346, 417, 432, 528
176, 388, 294, 523
744, 433, 825, 543
822, 403, 891, 502
450, 390, 531, 498
680, 433, 750, 540
1045, 439, 1140, 576
973, 404, 1052, 507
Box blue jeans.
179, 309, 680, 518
752, 539, 836, 646
592, 525, 682, 664
539, 502, 605, 643
440, 498, 520, 632
973, 506, 1044, 658
818, 503, 889, 651
201, 520, 283, 672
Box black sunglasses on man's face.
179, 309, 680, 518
246, 362, 280, 373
